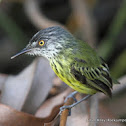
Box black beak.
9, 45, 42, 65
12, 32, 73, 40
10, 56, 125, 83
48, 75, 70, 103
11, 48, 32, 59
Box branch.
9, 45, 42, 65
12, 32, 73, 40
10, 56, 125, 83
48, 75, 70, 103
24, 0, 64, 29
59, 90, 75, 126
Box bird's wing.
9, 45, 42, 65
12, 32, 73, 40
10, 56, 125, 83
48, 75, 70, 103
70, 57, 112, 97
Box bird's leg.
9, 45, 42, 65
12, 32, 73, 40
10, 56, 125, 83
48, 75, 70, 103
60, 94, 91, 115
64, 91, 78, 103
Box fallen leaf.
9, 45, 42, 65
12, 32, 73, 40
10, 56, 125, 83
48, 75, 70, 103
0, 60, 35, 110
22, 57, 55, 114
0, 57, 55, 114
35, 88, 72, 118
0, 103, 50, 126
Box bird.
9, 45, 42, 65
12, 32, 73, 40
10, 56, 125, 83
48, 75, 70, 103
11, 26, 119, 113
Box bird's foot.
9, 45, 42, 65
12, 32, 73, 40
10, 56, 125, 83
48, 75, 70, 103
60, 91, 78, 116
64, 91, 78, 103
60, 105, 72, 116
60, 94, 92, 116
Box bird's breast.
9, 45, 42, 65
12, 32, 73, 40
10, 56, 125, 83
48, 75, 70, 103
50, 57, 74, 85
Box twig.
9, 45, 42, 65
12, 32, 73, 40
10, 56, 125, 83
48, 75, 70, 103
24, 0, 64, 29
59, 91, 75, 126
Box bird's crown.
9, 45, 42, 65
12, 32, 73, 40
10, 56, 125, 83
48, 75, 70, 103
11, 26, 75, 60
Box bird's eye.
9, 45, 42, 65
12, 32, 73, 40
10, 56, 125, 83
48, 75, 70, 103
38, 40, 45, 46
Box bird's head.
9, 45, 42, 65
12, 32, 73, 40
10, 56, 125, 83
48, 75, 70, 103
11, 26, 75, 60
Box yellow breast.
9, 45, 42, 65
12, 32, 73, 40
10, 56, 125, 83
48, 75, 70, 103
50, 59, 97, 95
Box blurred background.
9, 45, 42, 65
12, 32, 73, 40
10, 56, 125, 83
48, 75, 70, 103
0, 0, 126, 126
0, 0, 125, 76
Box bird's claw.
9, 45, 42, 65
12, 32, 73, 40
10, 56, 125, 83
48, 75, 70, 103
60, 105, 72, 116
64, 95, 77, 103
60, 91, 78, 116
60, 95, 91, 116
64, 91, 78, 103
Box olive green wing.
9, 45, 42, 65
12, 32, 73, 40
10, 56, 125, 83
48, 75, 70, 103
70, 57, 112, 97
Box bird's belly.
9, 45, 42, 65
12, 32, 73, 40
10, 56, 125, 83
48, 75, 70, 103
59, 74, 97, 95
50, 61, 97, 95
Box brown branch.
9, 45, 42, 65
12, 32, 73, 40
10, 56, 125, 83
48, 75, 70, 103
24, 0, 65, 29
59, 90, 75, 126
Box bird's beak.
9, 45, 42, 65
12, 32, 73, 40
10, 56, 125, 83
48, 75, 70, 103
11, 48, 32, 59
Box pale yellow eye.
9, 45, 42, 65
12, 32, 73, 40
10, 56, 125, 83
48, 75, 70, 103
39, 40, 45, 46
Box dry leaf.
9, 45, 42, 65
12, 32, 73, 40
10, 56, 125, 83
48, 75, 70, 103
0, 57, 55, 114
0, 61, 35, 110
22, 57, 55, 114
0, 103, 50, 126
35, 88, 72, 118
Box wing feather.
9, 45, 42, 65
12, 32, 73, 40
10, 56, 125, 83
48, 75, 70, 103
71, 58, 112, 97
